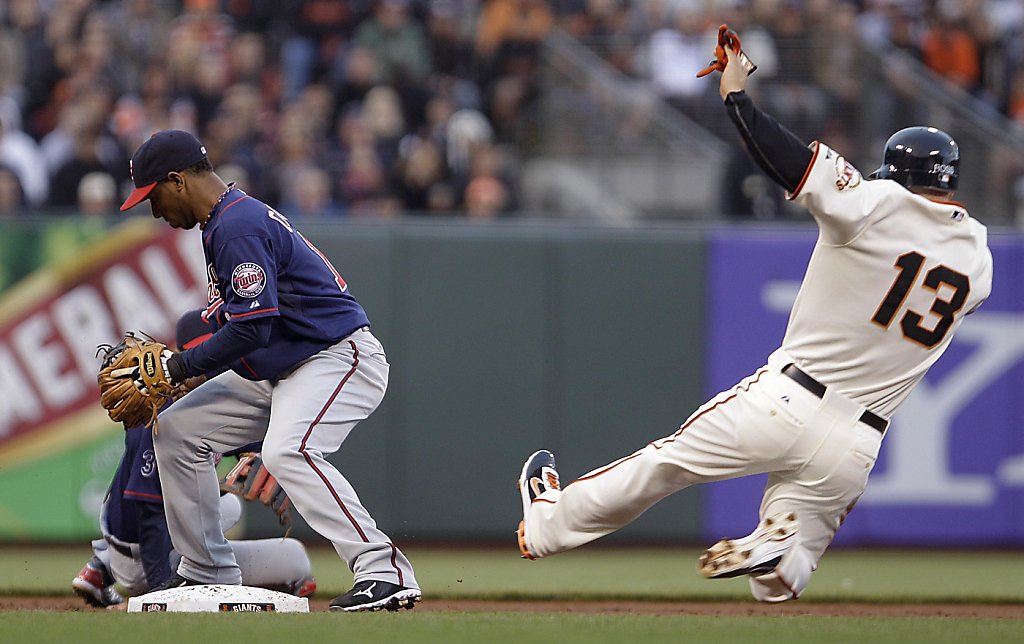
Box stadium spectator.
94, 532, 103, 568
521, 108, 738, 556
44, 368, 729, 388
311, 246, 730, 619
476, 0, 553, 140
0, 165, 24, 216
76, 171, 118, 217
282, 164, 343, 218
278, 0, 359, 104
921, 6, 984, 94
647, 2, 715, 121
395, 135, 446, 212
353, 0, 432, 85
0, 96, 47, 206
0, 0, 1023, 223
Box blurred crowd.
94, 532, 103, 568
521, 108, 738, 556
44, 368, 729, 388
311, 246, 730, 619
0, 0, 565, 218
556, 0, 1024, 221
1, 0, 1023, 221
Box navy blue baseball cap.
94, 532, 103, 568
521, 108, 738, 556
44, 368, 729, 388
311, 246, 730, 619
120, 130, 208, 211
175, 308, 212, 350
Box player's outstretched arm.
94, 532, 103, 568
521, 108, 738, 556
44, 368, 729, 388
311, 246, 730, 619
715, 46, 813, 193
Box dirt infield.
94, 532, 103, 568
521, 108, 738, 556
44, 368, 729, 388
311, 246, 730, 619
3, 596, 1023, 618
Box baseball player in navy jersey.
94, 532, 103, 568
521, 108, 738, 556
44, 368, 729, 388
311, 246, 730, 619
118, 130, 419, 612
516, 41, 993, 602
72, 310, 315, 607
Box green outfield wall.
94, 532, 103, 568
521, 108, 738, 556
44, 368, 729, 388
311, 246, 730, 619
0, 218, 706, 544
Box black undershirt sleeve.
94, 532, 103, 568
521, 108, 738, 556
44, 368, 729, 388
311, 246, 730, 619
723, 91, 814, 194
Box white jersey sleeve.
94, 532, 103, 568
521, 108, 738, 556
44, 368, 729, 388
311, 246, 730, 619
779, 143, 993, 417
786, 142, 881, 246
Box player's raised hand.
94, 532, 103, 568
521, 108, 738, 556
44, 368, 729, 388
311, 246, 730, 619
720, 46, 750, 100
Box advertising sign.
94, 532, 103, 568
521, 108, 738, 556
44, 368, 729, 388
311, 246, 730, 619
0, 220, 205, 537
706, 228, 1024, 545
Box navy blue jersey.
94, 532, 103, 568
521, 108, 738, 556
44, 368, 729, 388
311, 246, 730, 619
102, 426, 172, 587
200, 187, 370, 379
101, 424, 263, 588
104, 427, 163, 543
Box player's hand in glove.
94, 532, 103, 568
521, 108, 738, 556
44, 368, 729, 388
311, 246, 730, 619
696, 23, 757, 79
171, 375, 207, 402
96, 333, 178, 430
220, 453, 292, 528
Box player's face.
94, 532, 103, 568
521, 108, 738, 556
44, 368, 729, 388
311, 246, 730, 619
148, 180, 198, 229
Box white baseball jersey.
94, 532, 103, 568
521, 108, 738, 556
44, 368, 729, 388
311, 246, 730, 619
782, 143, 993, 418
518, 140, 994, 603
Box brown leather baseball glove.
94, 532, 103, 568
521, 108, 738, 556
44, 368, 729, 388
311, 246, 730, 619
96, 333, 176, 430
220, 453, 292, 529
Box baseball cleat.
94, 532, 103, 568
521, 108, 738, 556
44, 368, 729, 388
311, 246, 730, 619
72, 557, 123, 607
150, 571, 205, 591
698, 512, 799, 579
290, 575, 317, 598
329, 580, 421, 612
516, 449, 560, 560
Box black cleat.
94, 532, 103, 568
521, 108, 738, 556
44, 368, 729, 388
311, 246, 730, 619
329, 580, 421, 612
150, 571, 205, 592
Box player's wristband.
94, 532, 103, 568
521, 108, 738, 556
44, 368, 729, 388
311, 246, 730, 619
166, 352, 187, 385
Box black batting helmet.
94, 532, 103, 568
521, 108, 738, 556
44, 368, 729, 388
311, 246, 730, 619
868, 126, 959, 192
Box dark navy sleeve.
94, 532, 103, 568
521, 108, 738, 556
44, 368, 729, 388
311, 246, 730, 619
213, 233, 280, 322
723, 91, 813, 193
136, 503, 172, 588
175, 317, 272, 378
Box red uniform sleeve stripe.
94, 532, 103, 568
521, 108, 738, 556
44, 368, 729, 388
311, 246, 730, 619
239, 356, 260, 379
203, 300, 223, 320
231, 307, 279, 319
182, 333, 213, 350
124, 490, 163, 501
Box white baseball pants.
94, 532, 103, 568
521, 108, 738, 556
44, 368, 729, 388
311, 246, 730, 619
522, 350, 883, 601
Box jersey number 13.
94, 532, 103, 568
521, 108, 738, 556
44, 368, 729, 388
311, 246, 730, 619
871, 251, 969, 348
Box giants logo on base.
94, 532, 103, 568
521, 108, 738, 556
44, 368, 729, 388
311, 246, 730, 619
219, 603, 276, 612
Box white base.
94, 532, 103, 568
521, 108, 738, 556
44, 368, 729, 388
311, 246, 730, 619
127, 584, 309, 613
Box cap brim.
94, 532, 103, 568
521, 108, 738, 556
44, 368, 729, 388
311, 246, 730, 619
119, 182, 157, 211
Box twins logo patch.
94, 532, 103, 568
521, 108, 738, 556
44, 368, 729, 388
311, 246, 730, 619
232, 263, 266, 298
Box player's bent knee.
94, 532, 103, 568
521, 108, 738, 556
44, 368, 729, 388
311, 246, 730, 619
280, 538, 312, 574
152, 411, 182, 440
258, 443, 300, 476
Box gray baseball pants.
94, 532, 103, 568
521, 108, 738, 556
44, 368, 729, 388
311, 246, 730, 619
153, 329, 417, 589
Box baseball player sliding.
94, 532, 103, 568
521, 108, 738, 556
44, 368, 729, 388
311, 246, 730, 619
516, 25, 993, 602
116, 131, 419, 612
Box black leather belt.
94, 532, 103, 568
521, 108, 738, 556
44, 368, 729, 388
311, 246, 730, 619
781, 364, 888, 434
